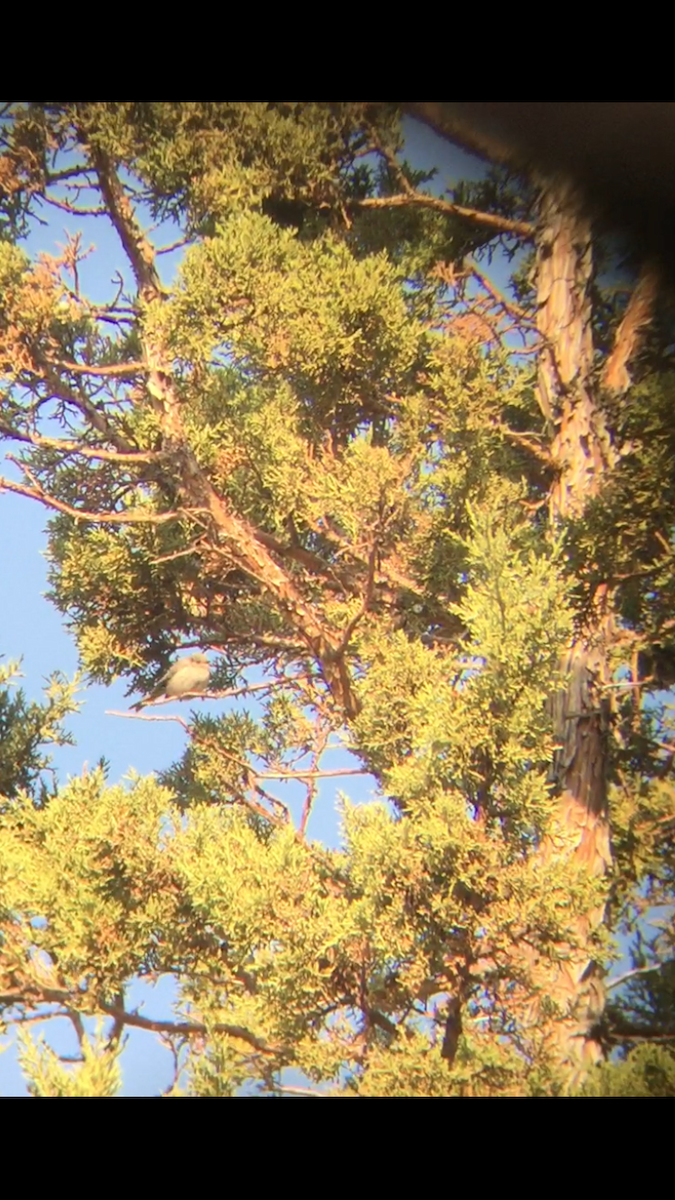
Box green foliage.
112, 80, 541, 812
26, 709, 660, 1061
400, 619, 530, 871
16, 1027, 122, 1098
0, 660, 80, 806
0, 764, 601, 1097
579, 1044, 675, 1097
170, 211, 425, 434
1, 102, 674, 1095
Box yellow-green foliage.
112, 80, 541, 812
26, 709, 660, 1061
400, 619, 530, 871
17, 1028, 122, 1098
171, 212, 424, 409
0, 762, 602, 1096
579, 1045, 675, 1097
2, 102, 675, 1096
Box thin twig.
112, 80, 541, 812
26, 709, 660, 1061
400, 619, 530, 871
300, 724, 331, 837
106, 711, 191, 727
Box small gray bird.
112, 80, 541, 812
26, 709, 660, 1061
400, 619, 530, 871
132, 653, 210, 711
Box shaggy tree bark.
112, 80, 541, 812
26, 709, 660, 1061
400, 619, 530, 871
530, 176, 615, 1080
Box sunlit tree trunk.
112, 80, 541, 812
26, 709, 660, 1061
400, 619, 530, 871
529, 176, 618, 1084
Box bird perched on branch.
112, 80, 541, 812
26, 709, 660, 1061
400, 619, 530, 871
131, 653, 210, 711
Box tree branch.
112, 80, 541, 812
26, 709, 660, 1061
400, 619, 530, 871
0, 423, 158, 463
470, 261, 535, 323
87, 144, 163, 302
606, 961, 674, 991
40, 194, 106, 217
354, 191, 533, 239
44, 358, 147, 379
99, 1002, 282, 1055
0, 473, 189, 526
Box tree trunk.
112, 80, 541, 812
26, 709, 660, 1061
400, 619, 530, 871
529, 176, 618, 1086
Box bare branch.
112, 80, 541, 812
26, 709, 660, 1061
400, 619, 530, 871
300, 723, 331, 837
44, 358, 147, 379
605, 1015, 675, 1045
354, 192, 534, 240
39, 367, 140, 454
106, 711, 191, 726
127, 676, 312, 709
0, 472, 190, 526
46, 166, 94, 184
96, 1002, 281, 1055
87, 143, 163, 301
5, 983, 281, 1057
606, 962, 673, 991
470, 261, 535, 323
40, 194, 106, 217
260, 766, 366, 781
266, 1084, 332, 1097
156, 237, 191, 256
0, 423, 157, 463
493, 422, 554, 464
67, 1008, 86, 1048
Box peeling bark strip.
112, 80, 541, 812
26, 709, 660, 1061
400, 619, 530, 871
603, 262, 660, 394
88, 143, 361, 720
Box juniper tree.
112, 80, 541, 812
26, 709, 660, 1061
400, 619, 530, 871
0, 102, 674, 1096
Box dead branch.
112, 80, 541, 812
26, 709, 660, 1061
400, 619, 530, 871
493, 422, 554, 464
45, 358, 147, 379
0, 423, 158, 463
470, 261, 535, 323
354, 191, 534, 239
0, 472, 190, 526
606, 962, 672, 991
106, 711, 191, 725
40, 195, 107, 217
